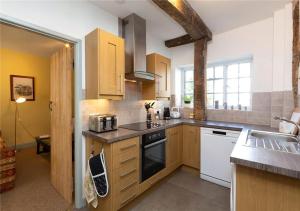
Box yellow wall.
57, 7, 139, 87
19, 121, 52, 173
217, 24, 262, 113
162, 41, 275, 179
0, 48, 50, 146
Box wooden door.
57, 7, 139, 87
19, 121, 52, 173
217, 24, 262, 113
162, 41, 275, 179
182, 125, 200, 169
99, 30, 124, 96
166, 126, 183, 171
50, 47, 73, 204
156, 54, 170, 98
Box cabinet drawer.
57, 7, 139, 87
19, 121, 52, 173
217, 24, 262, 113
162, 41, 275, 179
115, 181, 138, 209
113, 149, 139, 170
114, 158, 139, 180
113, 137, 139, 156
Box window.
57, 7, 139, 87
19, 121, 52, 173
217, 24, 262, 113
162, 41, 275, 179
207, 59, 252, 110
183, 69, 194, 104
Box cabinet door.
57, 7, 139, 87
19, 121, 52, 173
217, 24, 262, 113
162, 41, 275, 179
166, 126, 183, 171
99, 30, 124, 96
156, 55, 170, 98
182, 125, 200, 169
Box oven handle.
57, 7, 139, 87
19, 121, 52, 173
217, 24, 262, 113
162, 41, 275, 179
143, 138, 167, 149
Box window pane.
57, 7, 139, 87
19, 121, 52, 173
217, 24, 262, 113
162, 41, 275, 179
207, 94, 214, 108
207, 68, 214, 79
215, 66, 224, 78
214, 79, 223, 93
207, 81, 213, 93
227, 79, 238, 93
227, 93, 238, 107
239, 63, 250, 77
185, 82, 194, 94
240, 93, 250, 106
214, 94, 223, 107
185, 70, 194, 81
239, 78, 250, 92
228, 64, 238, 78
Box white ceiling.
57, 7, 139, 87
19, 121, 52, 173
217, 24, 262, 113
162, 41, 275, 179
0, 23, 67, 57
91, 0, 289, 40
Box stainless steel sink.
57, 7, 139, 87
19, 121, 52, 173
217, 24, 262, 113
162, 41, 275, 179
244, 130, 300, 155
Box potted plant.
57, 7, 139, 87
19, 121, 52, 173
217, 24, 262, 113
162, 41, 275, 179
184, 95, 192, 104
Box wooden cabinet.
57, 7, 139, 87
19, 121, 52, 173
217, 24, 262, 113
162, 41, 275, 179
112, 137, 139, 210
85, 136, 139, 211
85, 28, 125, 100
166, 126, 183, 172
142, 53, 171, 100
182, 125, 200, 169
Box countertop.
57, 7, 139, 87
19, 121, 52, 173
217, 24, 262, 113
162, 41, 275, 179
82, 119, 274, 143
82, 119, 300, 180
230, 128, 300, 180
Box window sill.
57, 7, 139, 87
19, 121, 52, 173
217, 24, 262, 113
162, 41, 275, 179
207, 108, 252, 112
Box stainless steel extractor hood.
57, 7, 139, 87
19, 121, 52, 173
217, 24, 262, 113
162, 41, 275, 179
122, 14, 155, 81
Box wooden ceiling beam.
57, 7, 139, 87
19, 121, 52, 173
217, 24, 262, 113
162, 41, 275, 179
165, 34, 194, 47
152, 0, 212, 44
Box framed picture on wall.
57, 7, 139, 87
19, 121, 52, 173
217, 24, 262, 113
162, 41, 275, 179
10, 75, 35, 101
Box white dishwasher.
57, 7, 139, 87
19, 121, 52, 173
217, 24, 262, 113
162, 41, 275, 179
200, 127, 240, 188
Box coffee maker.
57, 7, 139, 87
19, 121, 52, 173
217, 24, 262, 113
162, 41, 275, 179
163, 107, 171, 120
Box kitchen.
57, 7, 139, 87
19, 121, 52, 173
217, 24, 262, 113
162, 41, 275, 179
0, 0, 299, 211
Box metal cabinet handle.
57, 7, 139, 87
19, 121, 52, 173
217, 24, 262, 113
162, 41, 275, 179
120, 169, 136, 178
121, 193, 137, 206
120, 144, 136, 151
144, 138, 167, 149
120, 156, 136, 164
120, 180, 137, 192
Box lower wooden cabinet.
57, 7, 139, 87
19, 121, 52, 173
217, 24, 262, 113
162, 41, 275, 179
166, 126, 183, 172
85, 136, 140, 211
85, 125, 201, 210
112, 137, 140, 210
182, 125, 200, 169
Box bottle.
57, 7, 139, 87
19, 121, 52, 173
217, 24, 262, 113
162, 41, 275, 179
155, 111, 160, 120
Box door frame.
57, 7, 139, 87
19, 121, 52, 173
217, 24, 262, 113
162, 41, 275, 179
0, 14, 85, 208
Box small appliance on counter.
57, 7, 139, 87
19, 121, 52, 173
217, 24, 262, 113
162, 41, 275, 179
163, 107, 171, 120
89, 114, 117, 133
170, 107, 181, 119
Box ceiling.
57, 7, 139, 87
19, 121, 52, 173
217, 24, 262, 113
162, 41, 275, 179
91, 0, 289, 40
0, 23, 67, 57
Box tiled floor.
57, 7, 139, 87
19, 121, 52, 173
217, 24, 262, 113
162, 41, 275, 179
1, 147, 230, 211
126, 170, 230, 211
0, 147, 70, 211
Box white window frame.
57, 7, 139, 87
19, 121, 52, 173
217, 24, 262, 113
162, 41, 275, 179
207, 58, 253, 111
180, 66, 194, 107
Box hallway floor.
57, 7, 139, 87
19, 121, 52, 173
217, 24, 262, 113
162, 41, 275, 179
0, 147, 70, 211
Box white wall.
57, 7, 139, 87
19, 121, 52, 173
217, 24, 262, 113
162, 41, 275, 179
170, 3, 293, 95
272, 3, 293, 92
171, 18, 274, 94
147, 32, 172, 58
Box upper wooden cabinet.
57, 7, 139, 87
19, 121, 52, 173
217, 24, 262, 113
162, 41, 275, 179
182, 125, 200, 169
85, 28, 125, 100
142, 53, 171, 100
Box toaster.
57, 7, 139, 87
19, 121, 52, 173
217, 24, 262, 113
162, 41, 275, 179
89, 114, 117, 133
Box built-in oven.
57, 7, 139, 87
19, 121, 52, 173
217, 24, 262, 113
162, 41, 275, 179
141, 129, 166, 182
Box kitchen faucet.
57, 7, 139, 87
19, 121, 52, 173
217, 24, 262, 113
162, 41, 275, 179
273, 116, 300, 142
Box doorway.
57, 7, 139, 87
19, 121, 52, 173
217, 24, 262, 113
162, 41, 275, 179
0, 21, 79, 209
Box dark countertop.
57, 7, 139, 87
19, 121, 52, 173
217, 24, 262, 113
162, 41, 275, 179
82, 119, 300, 180
230, 128, 300, 180
82, 119, 274, 143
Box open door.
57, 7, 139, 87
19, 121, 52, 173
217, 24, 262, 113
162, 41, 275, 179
50, 47, 73, 204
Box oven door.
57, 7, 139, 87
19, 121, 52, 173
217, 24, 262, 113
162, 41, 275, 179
142, 138, 166, 182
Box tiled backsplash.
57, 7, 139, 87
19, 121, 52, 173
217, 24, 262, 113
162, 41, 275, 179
181, 91, 295, 128
81, 82, 170, 130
